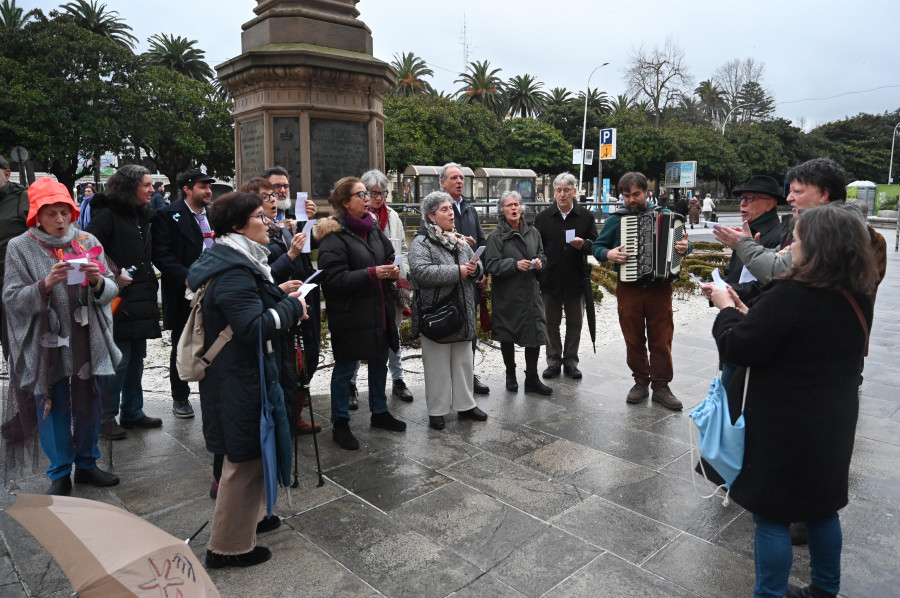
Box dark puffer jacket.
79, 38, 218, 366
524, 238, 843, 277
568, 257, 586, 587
314, 216, 398, 361
86, 193, 161, 341
712, 280, 872, 523
484, 217, 548, 347
187, 243, 304, 465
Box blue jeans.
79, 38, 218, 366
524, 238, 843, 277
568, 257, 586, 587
753, 513, 842, 598
350, 346, 404, 384
105, 338, 147, 422
37, 378, 101, 480
331, 342, 388, 422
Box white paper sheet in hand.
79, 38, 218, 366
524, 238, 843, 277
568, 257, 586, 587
66, 258, 88, 285
705, 221, 721, 228
738, 266, 757, 284
393, 254, 405, 268
295, 193, 309, 222
304, 269, 322, 284
472, 246, 486, 260
299, 283, 317, 298
711, 268, 728, 290
566, 229, 576, 243
301, 219, 315, 253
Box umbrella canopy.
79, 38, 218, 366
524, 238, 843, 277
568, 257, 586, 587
5, 494, 220, 598
258, 328, 292, 517
583, 278, 597, 353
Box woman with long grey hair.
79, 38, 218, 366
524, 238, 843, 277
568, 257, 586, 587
408, 191, 487, 430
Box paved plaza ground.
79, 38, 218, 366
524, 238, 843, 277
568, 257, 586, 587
1, 221, 898, 598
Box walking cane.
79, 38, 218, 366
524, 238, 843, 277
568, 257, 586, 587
295, 330, 324, 488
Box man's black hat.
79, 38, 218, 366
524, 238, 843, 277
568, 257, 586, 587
733, 175, 785, 205
177, 168, 215, 189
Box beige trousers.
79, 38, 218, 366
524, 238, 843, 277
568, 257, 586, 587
207, 456, 265, 555
420, 337, 477, 416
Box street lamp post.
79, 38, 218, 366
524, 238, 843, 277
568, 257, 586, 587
890, 122, 900, 251
721, 102, 754, 136
579, 62, 609, 197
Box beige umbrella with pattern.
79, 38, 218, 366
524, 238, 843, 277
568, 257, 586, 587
5, 494, 220, 598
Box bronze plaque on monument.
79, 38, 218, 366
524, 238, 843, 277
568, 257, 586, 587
239, 119, 264, 185
310, 118, 369, 199
273, 117, 302, 191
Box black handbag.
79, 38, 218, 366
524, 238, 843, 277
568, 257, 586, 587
417, 272, 465, 341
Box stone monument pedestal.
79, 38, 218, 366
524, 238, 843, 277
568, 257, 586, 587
217, 0, 396, 200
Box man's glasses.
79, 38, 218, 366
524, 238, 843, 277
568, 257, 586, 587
369, 190, 389, 199
355, 191, 371, 200
261, 192, 278, 201
272, 183, 289, 191
739, 195, 770, 204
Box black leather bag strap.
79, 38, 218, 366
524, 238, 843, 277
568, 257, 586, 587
841, 290, 870, 357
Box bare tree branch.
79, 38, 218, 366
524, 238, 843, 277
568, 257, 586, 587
624, 37, 694, 126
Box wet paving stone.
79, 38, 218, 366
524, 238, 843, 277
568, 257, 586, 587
557, 453, 657, 496
441, 453, 585, 521
392, 482, 547, 570
326, 451, 453, 511
294, 495, 482, 598
643, 533, 756, 597
513, 439, 607, 477
544, 552, 696, 598
448, 418, 557, 462
552, 495, 681, 565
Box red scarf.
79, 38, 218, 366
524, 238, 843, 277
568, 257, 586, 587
370, 203, 389, 231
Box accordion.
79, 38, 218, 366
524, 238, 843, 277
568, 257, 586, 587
618, 211, 686, 283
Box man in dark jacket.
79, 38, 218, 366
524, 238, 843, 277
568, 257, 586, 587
0, 155, 29, 356
592, 172, 691, 411
151, 168, 215, 419
87, 165, 163, 438
533, 172, 598, 380
722, 175, 784, 302
150, 182, 167, 211
440, 162, 490, 395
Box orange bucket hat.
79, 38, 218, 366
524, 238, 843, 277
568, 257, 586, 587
26, 177, 79, 228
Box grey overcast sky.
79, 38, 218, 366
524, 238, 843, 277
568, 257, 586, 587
24, 0, 900, 129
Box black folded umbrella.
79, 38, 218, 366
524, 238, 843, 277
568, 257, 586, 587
583, 278, 596, 353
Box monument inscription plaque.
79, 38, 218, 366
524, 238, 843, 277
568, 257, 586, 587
273, 117, 302, 192
239, 119, 264, 185
310, 118, 369, 199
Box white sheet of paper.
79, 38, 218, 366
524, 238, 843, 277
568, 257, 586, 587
393, 254, 405, 268
472, 246, 486, 260
566, 229, 576, 243
295, 193, 309, 222
298, 283, 317, 298
711, 268, 728, 290
705, 221, 721, 228
66, 258, 88, 285
301, 219, 315, 253
304, 269, 322, 284
738, 266, 758, 284
689, 273, 702, 285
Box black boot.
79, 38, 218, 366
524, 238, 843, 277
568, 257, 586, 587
332, 418, 359, 450
505, 369, 518, 391
524, 370, 553, 395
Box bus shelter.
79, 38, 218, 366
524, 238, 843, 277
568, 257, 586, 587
472, 168, 537, 213
400, 165, 475, 204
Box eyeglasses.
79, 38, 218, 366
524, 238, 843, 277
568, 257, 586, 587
255, 212, 268, 223
503, 202, 522, 208
739, 195, 771, 204
261, 192, 278, 201
354, 191, 371, 200
272, 183, 289, 191
369, 190, 389, 199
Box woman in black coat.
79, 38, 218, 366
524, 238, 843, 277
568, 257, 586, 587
186, 192, 307, 569
314, 176, 405, 451
709, 203, 878, 598
484, 191, 551, 396
85, 165, 162, 437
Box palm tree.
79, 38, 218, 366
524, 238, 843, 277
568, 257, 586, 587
577, 87, 611, 116
546, 87, 573, 108
59, 0, 137, 49
429, 89, 455, 100
505, 74, 547, 118
390, 51, 434, 96
0, 0, 39, 29
694, 79, 727, 124
143, 33, 214, 81
455, 60, 506, 118
609, 94, 632, 115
